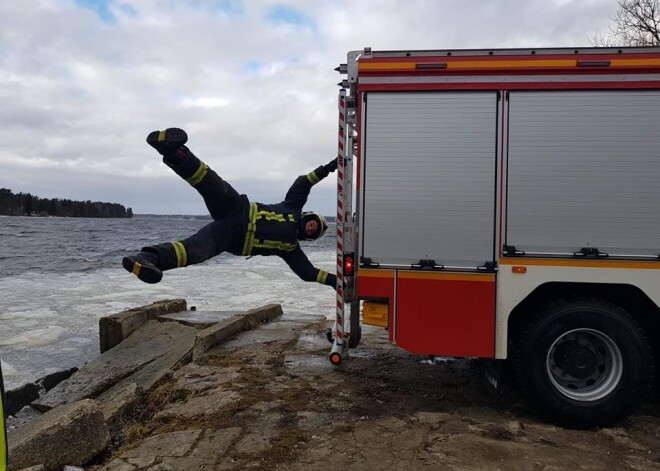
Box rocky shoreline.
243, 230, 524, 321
6, 300, 660, 471
6, 300, 283, 471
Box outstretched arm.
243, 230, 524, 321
282, 157, 337, 210
280, 246, 337, 288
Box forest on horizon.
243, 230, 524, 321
0, 188, 132, 218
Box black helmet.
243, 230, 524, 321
299, 212, 329, 241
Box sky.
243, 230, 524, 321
0, 0, 619, 215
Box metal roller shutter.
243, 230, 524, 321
507, 91, 660, 258
362, 92, 498, 268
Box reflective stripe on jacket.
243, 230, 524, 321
240, 164, 335, 287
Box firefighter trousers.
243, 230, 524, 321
144, 150, 247, 271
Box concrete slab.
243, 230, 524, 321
95, 459, 135, 471
158, 310, 242, 328
99, 299, 187, 353
171, 364, 241, 394
120, 430, 202, 468
258, 315, 327, 329
219, 327, 297, 349
33, 321, 197, 411
154, 389, 242, 420
99, 383, 143, 427
192, 304, 283, 361
154, 428, 242, 471
8, 399, 110, 471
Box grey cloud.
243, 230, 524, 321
0, 0, 617, 214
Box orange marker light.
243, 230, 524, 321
512, 266, 527, 274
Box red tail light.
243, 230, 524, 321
344, 254, 354, 276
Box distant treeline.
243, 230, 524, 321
0, 188, 132, 218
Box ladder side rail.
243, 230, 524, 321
330, 89, 349, 363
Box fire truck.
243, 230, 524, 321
330, 46, 660, 428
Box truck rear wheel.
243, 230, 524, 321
513, 297, 654, 428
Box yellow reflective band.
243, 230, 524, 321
158, 130, 166, 142
256, 210, 286, 222
186, 162, 209, 186
288, 214, 295, 222
316, 270, 328, 284
242, 202, 258, 256
172, 241, 187, 267
252, 240, 298, 252
306, 171, 320, 184
132, 262, 141, 276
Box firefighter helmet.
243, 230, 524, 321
300, 212, 329, 241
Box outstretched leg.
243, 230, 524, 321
123, 218, 242, 284
146, 128, 242, 220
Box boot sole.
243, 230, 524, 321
122, 256, 163, 284
146, 128, 188, 154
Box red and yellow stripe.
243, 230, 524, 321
359, 57, 660, 72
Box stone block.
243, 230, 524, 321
99, 299, 186, 353
154, 389, 242, 420
99, 382, 143, 427
120, 430, 201, 469
8, 399, 110, 471
158, 310, 242, 328
95, 459, 135, 471
33, 321, 196, 412
192, 304, 282, 361
157, 428, 242, 470
6, 368, 79, 417
37, 368, 78, 392
5, 383, 39, 417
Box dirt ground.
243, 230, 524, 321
96, 316, 660, 471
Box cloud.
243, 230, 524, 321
0, 0, 618, 215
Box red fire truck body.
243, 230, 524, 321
332, 47, 660, 427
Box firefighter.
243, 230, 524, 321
122, 128, 337, 289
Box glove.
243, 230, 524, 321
324, 157, 338, 173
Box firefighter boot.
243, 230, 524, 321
122, 249, 162, 284
146, 128, 188, 161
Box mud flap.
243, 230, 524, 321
481, 359, 507, 397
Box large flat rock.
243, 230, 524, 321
8, 399, 109, 471
192, 304, 283, 361
99, 299, 187, 353
158, 310, 243, 328
33, 321, 197, 411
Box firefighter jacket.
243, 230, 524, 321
239, 163, 336, 288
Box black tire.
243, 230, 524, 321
512, 297, 655, 429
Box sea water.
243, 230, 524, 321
0, 215, 336, 390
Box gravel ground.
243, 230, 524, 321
94, 316, 660, 471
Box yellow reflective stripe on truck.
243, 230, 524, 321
499, 258, 660, 269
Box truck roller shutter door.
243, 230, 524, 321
362, 91, 498, 268
507, 91, 660, 258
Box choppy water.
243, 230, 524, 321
0, 215, 336, 390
